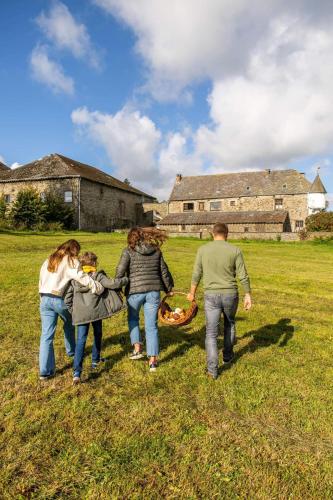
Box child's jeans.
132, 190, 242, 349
127, 291, 160, 357
39, 294, 76, 377
73, 320, 103, 377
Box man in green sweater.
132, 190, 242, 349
187, 222, 252, 379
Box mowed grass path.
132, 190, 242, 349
1, 232, 333, 498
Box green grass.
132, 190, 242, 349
1, 232, 333, 498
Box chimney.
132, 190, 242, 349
176, 173, 182, 184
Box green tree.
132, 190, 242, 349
305, 210, 333, 232
0, 195, 6, 219
41, 191, 74, 229
10, 189, 43, 229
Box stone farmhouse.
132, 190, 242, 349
0, 154, 155, 231
158, 169, 327, 238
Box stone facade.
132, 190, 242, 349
79, 179, 152, 231
168, 194, 307, 232
0, 178, 81, 226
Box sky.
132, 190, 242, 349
1, 0, 333, 203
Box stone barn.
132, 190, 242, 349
0, 153, 155, 231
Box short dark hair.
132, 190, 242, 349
213, 222, 228, 237
79, 251, 98, 267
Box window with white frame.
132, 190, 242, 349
64, 191, 73, 203
210, 201, 221, 211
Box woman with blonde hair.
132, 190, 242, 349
116, 227, 174, 372
39, 239, 103, 380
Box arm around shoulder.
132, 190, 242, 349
115, 248, 130, 279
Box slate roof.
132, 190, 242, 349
159, 210, 288, 225
0, 161, 9, 171
309, 174, 326, 194
169, 170, 311, 201
0, 153, 154, 198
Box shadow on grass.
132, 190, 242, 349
222, 318, 294, 373
56, 318, 294, 377
57, 330, 128, 378
158, 317, 294, 368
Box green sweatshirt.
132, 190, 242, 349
191, 240, 251, 294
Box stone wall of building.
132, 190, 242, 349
79, 179, 152, 231
159, 222, 284, 234
0, 178, 80, 226
142, 201, 168, 217
168, 193, 308, 232
0, 177, 153, 231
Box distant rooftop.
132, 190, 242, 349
0, 153, 154, 199
0, 161, 9, 171
169, 169, 313, 201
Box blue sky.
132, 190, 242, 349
1, 0, 333, 202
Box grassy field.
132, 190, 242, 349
1, 232, 333, 499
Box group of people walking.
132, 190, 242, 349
38, 223, 251, 383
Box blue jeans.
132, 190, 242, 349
127, 291, 160, 357
73, 320, 103, 377
204, 292, 239, 376
39, 294, 76, 377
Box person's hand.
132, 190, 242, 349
244, 293, 252, 311
187, 292, 195, 302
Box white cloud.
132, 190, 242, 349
72, 106, 161, 189
195, 18, 333, 168
30, 45, 74, 95
36, 1, 100, 69
71, 106, 202, 198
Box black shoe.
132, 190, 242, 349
39, 373, 54, 381
91, 358, 106, 369
223, 354, 235, 365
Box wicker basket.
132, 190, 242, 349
158, 292, 198, 327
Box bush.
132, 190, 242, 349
10, 189, 43, 229
305, 211, 333, 232
41, 191, 74, 229
298, 229, 308, 241
0, 195, 6, 219
8, 189, 74, 231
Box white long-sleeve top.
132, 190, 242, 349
39, 256, 103, 296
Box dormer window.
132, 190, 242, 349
183, 203, 194, 211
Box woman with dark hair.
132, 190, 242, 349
38, 239, 103, 380
116, 227, 174, 371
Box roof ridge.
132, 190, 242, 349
178, 169, 298, 180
